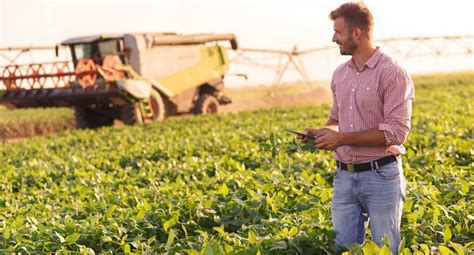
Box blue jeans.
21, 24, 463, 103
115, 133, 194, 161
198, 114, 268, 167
332, 159, 406, 253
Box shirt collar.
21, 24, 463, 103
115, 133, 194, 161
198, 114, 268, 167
365, 47, 382, 68
348, 47, 382, 69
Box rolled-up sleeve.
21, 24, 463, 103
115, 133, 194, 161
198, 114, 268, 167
378, 69, 414, 145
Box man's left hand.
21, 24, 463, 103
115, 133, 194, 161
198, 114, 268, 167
314, 128, 344, 150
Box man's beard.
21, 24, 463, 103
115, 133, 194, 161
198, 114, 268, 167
339, 35, 357, 55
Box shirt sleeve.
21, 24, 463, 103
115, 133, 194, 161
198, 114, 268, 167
329, 75, 339, 122
378, 69, 414, 146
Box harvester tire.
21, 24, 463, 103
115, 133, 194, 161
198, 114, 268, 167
147, 89, 166, 122
120, 89, 165, 125
74, 107, 114, 129
195, 94, 219, 115
120, 103, 143, 125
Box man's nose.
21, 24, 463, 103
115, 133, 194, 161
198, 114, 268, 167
332, 34, 337, 43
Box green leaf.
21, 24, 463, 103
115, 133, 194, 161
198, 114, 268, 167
379, 246, 391, 255
4, 227, 10, 239
363, 240, 380, 255
213, 226, 226, 236
135, 209, 146, 221
398, 237, 406, 253
106, 204, 118, 217
432, 208, 440, 226
315, 174, 326, 186
186, 249, 200, 255
65, 233, 81, 244
163, 217, 177, 232
278, 227, 289, 238
261, 143, 271, 151
348, 243, 363, 254
381, 234, 391, 248
301, 138, 316, 152
123, 243, 131, 253
419, 243, 430, 254
165, 229, 175, 250
203, 242, 220, 255
225, 244, 234, 253
460, 181, 469, 194
288, 226, 298, 237
120, 234, 128, 245
248, 231, 258, 244
11, 216, 24, 228
269, 132, 279, 159
269, 240, 287, 251
218, 183, 229, 196
269, 133, 275, 148
443, 226, 452, 243
80, 246, 95, 255
147, 236, 156, 245
449, 241, 464, 255
439, 245, 454, 255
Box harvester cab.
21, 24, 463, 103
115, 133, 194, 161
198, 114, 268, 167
61, 35, 128, 88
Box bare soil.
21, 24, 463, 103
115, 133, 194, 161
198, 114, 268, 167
222, 81, 331, 113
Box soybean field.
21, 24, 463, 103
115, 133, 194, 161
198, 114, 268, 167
0, 72, 472, 254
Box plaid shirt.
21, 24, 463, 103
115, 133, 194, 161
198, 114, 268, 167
329, 48, 414, 164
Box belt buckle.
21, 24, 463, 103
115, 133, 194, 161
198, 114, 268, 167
347, 164, 355, 172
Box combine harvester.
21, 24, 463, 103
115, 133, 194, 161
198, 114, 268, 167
0, 33, 238, 128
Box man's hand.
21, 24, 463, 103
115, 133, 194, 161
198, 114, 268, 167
295, 128, 318, 143
313, 128, 343, 150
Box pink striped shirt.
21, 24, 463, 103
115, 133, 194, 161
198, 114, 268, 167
329, 48, 414, 164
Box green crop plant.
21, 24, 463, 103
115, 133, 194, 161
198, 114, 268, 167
0, 72, 472, 254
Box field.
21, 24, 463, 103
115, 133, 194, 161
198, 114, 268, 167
0, 107, 75, 142
0, 72, 472, 254
0, 81, 330, 142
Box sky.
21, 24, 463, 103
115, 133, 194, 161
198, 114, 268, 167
0, 0, 473, 86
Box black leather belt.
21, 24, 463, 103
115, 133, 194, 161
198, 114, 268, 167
336, 155, 398, 172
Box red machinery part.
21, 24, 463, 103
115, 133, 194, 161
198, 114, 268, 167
27, 64, 47, 88
1, 65, 23, 90
51, 62, 72, 88
75, 59, 97, 88
102, 55, 124, 82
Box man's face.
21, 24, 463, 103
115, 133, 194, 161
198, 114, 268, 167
332, 17, 357, 55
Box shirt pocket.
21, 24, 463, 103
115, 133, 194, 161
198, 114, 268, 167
356, 84, 382, 110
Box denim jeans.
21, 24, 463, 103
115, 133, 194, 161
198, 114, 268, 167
332, 159, 406, 253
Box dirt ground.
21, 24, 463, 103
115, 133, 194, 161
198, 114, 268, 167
222, 81, 332, 113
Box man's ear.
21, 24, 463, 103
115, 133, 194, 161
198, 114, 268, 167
352, 28, 362, 40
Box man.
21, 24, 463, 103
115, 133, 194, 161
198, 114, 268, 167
302, 2, 414, 253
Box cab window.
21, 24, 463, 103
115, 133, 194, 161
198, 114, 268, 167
73, 44, 93, 59
98, 40, 119, 57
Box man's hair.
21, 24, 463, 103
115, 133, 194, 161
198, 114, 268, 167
329, 2, 374, 38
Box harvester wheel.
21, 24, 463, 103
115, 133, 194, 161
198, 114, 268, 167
195, 94, 219, 115
145, 89, 165, 122
120, 89, 165, 125
119, 103, 143, 125
74, 107, 114, 129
